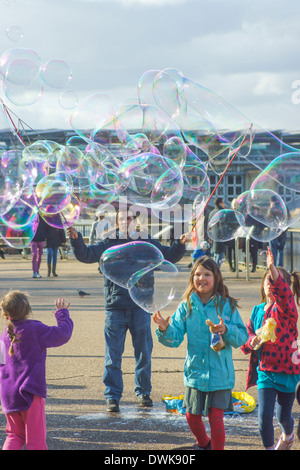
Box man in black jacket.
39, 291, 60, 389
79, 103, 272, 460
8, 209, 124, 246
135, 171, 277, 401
67, 208, 190, 412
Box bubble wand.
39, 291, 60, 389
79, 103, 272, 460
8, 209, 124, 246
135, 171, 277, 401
191, 124, 253, 233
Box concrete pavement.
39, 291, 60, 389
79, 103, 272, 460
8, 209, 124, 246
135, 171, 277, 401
0, 251, 299, 451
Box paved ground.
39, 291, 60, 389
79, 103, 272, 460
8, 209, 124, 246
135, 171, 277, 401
0, 250, 299, 452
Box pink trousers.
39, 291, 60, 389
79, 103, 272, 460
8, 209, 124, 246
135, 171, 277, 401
30, 241, 44, 273
3, 395, 47, 450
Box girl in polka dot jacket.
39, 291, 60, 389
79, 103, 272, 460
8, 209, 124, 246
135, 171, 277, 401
241, 246, 300, 450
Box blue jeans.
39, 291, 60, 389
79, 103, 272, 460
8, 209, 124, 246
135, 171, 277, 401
270, 231, 287, 266
103, 308, 153, 401
258, 387, 295, 448
47, 247, 58, 267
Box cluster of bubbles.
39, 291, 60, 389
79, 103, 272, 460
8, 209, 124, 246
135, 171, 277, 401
0, 46, 77, 108
0, 61, 300, 311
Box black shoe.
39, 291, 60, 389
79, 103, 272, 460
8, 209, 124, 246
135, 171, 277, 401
137, 395, 153, 407
106, 399, 120, 412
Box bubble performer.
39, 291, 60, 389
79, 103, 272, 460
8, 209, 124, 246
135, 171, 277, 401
67, 207, 191, 413
241, 247, 300, 450
153, 256, 247, 450
0, 292, 73, 450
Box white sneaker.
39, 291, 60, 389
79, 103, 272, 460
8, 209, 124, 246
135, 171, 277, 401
36, 273, 42, 278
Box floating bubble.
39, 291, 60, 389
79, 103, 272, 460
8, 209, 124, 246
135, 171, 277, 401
208, 209, 247, 242
0, 213, 39, 248
163, 136, 187, 168
6, 25, 24, 42
128, 260, 178, 313
41, 59, 72, 89
99, 241, 164, 289
0, 149, 25, 216
40, 193, 81, 229
0, 47, 42, 79
34, 171, 73, 214
1, 196, 38, 228
250, 152, 300, 194
152, 70, 254, 163
259, 250, 268, 263
58, 89, 78, 109
235, 189, 288, 230
70, 93, 116, 142
115, 153, 183, 210
3, 64, 43, 106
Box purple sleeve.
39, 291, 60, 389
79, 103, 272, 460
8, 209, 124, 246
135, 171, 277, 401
38, 308, 73, 348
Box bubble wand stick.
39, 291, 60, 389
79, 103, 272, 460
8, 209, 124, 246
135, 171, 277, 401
191, 124, 253, 233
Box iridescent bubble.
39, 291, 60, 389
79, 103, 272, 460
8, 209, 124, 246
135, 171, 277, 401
250, 152, 300, 194
70, 93, 116, 142
128, 260, 178, 313
40, 193, 81, 229
34, 171, 73, 214
6, 25, 24, 42
235, 189, 288, 230
163, 136, 187, 168
152, 70, 254, 163
0, 213, 39, 248
207, 209, 247, 242
41, 59, 72, 89
58, 89, 78, 109
0, 149, 25, 216
115, 153, 183, 210
99, 241, 164, 289
1, 196, 38, 229
2, 49, 43, 106
0, 47, 42, 79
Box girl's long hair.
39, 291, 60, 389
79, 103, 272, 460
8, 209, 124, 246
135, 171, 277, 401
182, 256, 238, 316
1, 290, 31, 356
261, 266, 300, 305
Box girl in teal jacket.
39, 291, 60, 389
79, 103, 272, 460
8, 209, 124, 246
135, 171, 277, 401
154, 256, 247, 450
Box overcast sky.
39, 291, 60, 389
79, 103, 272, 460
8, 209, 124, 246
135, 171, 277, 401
0, 0, 300, 132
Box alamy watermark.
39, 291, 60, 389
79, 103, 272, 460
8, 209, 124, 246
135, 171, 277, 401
291, 80, 300, 104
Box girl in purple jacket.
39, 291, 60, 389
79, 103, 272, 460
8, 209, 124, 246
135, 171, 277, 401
0, 291, 73, 450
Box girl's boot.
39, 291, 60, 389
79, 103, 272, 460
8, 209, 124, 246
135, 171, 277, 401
52, 265, 58, 277
47, 263, 51, 277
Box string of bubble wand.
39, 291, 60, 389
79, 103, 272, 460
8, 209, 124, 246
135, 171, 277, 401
190, 123, 253, 233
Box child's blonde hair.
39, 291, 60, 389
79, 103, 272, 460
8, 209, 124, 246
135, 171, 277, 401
260, 266, 300, 305
182, 256, 238, 316
1, 290, 31, 356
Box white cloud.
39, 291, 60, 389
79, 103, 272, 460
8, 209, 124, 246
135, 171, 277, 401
0, 0, 300, 131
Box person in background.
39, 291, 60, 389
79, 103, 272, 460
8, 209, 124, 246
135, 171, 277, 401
192, 240, 210, 264
89, 212, 111, 245
45, 225, 66, 277
0, 291, 73, 450
208, 197, 227, 267
30, 215, 48, 278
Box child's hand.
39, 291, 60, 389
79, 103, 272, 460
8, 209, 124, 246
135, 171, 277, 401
266, 246, 279, 281
67, 226, 78, 240
251, 335, 262, 350
55, 298, 70, 310
206, 317, 227, 335
266, 246, 274, 270
153, 310, 170, 332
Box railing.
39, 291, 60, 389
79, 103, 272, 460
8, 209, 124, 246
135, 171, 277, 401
1, 228, 299, 279
234, 228, 300, 280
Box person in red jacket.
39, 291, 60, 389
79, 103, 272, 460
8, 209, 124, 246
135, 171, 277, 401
241, 247, 300, 450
